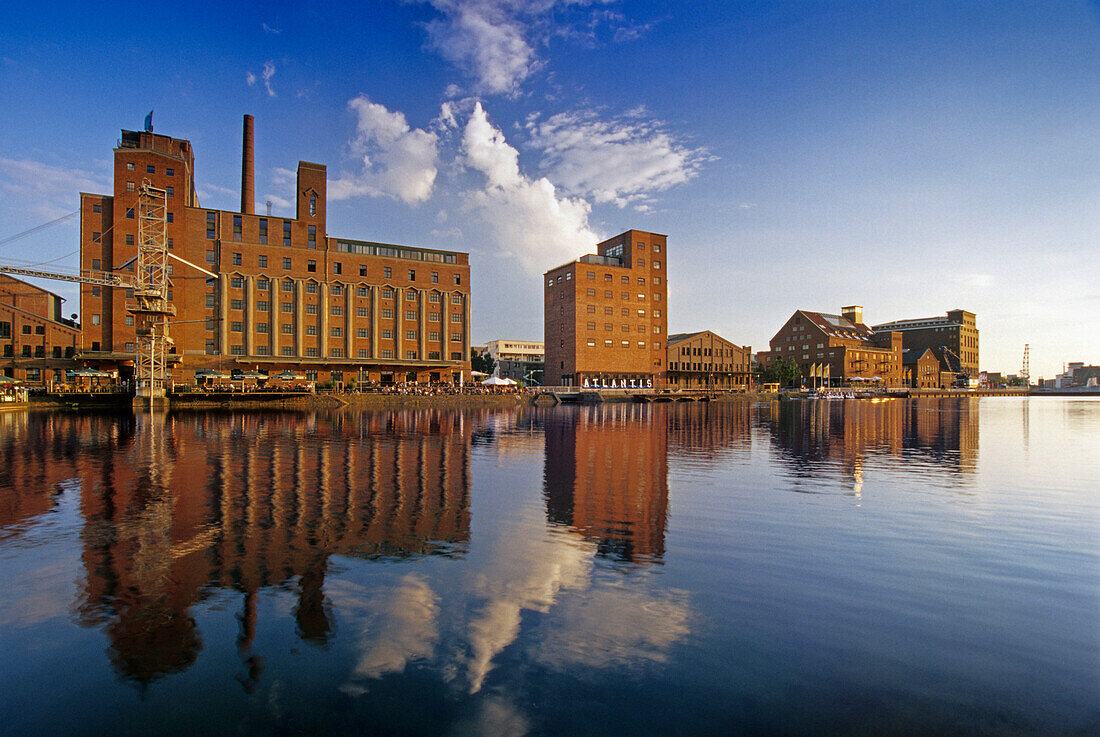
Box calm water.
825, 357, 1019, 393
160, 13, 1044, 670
0, 398, 1096, 736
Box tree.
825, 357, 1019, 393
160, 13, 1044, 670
471, 349, 495, 375
758, 356, 802, 387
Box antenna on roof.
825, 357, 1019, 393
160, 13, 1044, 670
266, 200, 272, 216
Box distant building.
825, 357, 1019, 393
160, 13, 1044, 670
765, 305, 904, 387
544, 230, 668, 387
871, 309, 978, 381
1054, 362, 1100, 388
666, 331, 752, 390
485, 339, 544, 384
0, 274, 80, 386
903, 347, 940, 389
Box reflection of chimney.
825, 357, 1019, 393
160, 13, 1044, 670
842, 305, 863, 325
241, 114, 255, 215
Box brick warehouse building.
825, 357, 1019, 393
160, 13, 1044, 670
871, 309, 978, 383
543, 230, 668, 387
666, 330, 752, 390
764, 305, 904, 387
0, 274, 80, 386
78, 116, 471, 386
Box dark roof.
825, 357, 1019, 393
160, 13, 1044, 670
667, 331, 706, 344
798, 310, 874, 341
902, 347, 936, 364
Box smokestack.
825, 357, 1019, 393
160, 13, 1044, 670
241, 114, 255, 215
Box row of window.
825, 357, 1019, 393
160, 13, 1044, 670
125, 163, 174, 176
1, 345, 75, 358
669, 363, 748, 372
584, 322, 661, 333
220, 278, 465, 301
207, 343, 463, 362
584, 340, 653, 349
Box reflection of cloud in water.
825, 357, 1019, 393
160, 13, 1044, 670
534, 583, 691, 670
463, 528, 591, 693
332, 574, 439, 692
447, 695, 530, 737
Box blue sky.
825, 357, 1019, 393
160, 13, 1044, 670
1, 0, 1097, 379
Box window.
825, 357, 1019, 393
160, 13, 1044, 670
257, 278, 270, 290
331, 305, 343, 316
638, 258, 645, 267
331, 348, 344, 358
587, 305, 596, 313
450, 334, 462, 342
230, 322, 243, 333
309, 192, 317, 216
357, 328, 368, 338
231, 276, 244, 288
331, 284, 343, 296
359, 265, 368, 277
654, 260, 661, 269
305, 347, 319, 357
283, 221, 292, 246
91, 258, 101, 270
206, 212, 217, 239
381, 330, 393, 339
408, 269, 416, 280
281, 302, 293, 313
654, 243, 661, 252
621, 275, 629, 283
604, 307, 613, 315
166, 212, 173, 223
306, 304, 318, 315
126, 181, 135, 193
587, 322, 596, 330
358, 349, 369, 358
428, 351, 441, 360
22, 345, 31, 357
166, 186, 174, 197
357, 307, 368, 317
146, 164, 155, 174
281, 323, 293, 334
431, 271, 438, 283
381, 349, 393, 359
230, 299, 243, 310
333, 262, 342, 275
256, 346, 270, 356
257, 300, 269, 311
357, 286, 368, 297
205, 294, 216, 308
257, 323, 269, 334
587, 288, 596, 296
126, 162, 134, 171
451, 294, 462, 304
282, 280, 294, 293
126, 208, 134, 219
623, 292, 630, 300
384, 267, 392, 279
307, 225, 316, 248
638, 277, 646, 285
382, 309, 394, 319
405, 331, 417, 340
91, 314, 101, 325
405, 310, 417, 320
406, 290, 417, 300
125, 234, 134, 246
405, 351, 418, 360
428, 331, 440, 341
307, 260, 316, 273
450, 314, 462, 322
259, 220, 267, 245
331, 327, 343, 337
166, 168, 174, 177
587, 339, 596, 347
281, 346, 293, 356
91, 286, 100, 297
429, 312, 440, 321
232, 252, 242, 266
305, 283, 318, 294
167, 238, 173, 249
205, 318, 216, 331
453, 274, 461, 285
306, 325, 317, 335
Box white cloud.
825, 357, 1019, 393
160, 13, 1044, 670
262, 61, 276, 97
460, 102, 598, 273
0, 157, 109, 219
262, 22, 281, 34
328, 95, 440, 205
525, 109, 710, 209
246, 71, 257, 86
424, 0, 545, 97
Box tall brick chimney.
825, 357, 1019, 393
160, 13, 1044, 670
241, 114, 255, 215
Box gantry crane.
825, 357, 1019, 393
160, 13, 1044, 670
0, 181, 216, 408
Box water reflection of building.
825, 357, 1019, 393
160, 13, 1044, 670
665, 401, 753, 457
764, 398, 979, 483
0, 410, 472, 683
543, 404, 668, 563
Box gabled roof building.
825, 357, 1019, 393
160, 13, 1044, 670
666, 330, 752, 390
765, 305, 904, 387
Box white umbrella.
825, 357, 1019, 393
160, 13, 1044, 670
481, 376, 516, 385
470, 370, 490, 378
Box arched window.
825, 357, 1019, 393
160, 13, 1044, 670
309, 192, 317, 216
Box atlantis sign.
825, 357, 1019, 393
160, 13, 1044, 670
583, 377, 653, 389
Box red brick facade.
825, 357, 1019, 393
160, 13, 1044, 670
0, 275, 80, 386
544, 230, 668, 387
78, 121, 471, 386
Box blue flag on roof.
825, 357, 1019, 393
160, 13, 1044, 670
144, 110, 153, 132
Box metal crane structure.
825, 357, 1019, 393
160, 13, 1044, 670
938, 345, 971, 387
1021, 344, 1030, 386
0, 181, 216, 408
